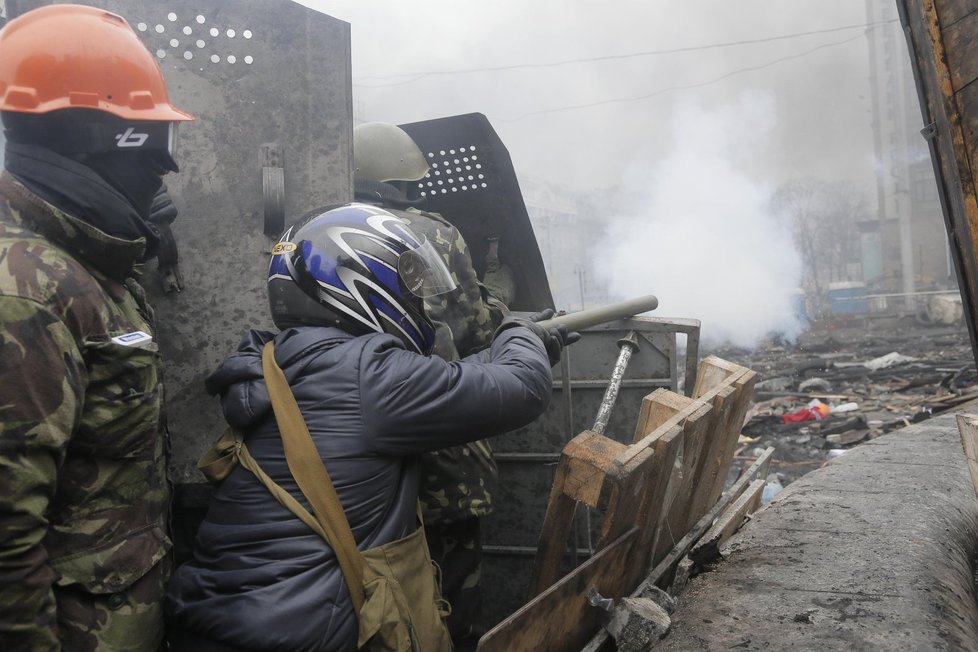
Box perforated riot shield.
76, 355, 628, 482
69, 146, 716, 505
7, 0, 353, 484
399, 113, 554, 311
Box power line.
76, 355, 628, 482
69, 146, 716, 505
500, 28, 878, 123
354, 19, 897, 88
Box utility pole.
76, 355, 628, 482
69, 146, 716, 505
575, 265, 586, 311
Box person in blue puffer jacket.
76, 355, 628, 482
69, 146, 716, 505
165, 203, 575, 651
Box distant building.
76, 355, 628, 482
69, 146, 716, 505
521, 177, 609, 311
864, 0, 953, 305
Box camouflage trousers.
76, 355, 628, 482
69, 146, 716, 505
424, 517, 484, 647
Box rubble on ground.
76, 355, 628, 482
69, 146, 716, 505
704, 318, 977, 485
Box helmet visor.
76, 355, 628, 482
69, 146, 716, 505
160, 122, 180, 172
398, 237, 457, 298
167, 122, 179, 157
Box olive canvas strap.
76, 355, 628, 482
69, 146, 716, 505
261, 342, 367, 611
234, 438, 328, 539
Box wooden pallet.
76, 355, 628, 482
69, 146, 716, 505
478, 357, 756, 652
580, 448, 773, 652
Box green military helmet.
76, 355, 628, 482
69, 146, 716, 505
353, 122, 430, 183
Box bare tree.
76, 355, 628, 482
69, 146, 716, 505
770, 179, 867, 319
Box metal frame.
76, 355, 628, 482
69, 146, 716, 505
481, 315, 701, 628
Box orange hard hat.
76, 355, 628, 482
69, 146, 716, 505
0, 4, 193, 122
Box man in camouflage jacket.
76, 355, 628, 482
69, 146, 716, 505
0, 172, 170, 651
0, 6, 193, 649
354, 184, 511, 645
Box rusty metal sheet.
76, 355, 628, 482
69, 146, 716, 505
899, 0, 978, 368
935, 0, 978, 27
943, 11, 978, 92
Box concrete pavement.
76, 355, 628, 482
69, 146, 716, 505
657, 411, 978, 651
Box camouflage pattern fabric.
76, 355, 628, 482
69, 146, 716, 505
397, 207, 510, 649
396, 208, 509, 524
423, 518, 485, 647
0, 173, 170, 651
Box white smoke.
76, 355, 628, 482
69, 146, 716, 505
594, 91, 803, 348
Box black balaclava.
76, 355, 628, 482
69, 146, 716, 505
2, 109, 172, 219
84, 149, 169, 219
2, 109, 173, 257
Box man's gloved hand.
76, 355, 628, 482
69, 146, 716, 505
148, 185, 183, 292
493, 308, 581, 367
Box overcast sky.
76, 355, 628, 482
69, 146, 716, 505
297, 0, 878, 194
293, 1, 890, 346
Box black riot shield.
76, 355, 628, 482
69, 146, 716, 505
399, 113, 555, 312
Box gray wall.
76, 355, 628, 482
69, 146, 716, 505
8, 0, 354, 480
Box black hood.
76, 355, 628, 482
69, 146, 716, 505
205, 327, 354, 430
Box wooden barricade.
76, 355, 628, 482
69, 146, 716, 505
581, 447, 773, 652
478, 357, 756, 652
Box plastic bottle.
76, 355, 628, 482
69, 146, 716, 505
761, 473, 784, 505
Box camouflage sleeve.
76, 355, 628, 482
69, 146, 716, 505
0, 296, 84, 651
426, 223, 509, 357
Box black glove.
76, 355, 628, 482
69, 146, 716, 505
148, 185, 183, 292
494, 308, 581, 367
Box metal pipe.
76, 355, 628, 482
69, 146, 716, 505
591, 331, 641, 435
535, 294, 658, 332
560, 345, 574, 443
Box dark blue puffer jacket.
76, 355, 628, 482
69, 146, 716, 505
165, 324, 552, 651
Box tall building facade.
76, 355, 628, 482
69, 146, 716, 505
864, 0, 952, 304
522, 178, 610, 311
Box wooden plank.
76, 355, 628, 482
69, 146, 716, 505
621, 423, 683, 592
580, 449, 773, 652
628, 359, 752, 563
528, 463, 580, 600
644, 447, 773, 591
597, 395, 690, 584
684, 384, 738, 529
955, 413, 978, 500
478, 528, 639, 652
702, 369, 759, 510
529, 431, 626, 597
561, 432, 627, 507
632, 389, 693, 442
596, 447, 655, 547
712, 477, 764, 543
650, 401, 715, 565
532, 396, 697, 600
691, 355, 741, 398
689, 478, 766, 566
630, 359, 747, 462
